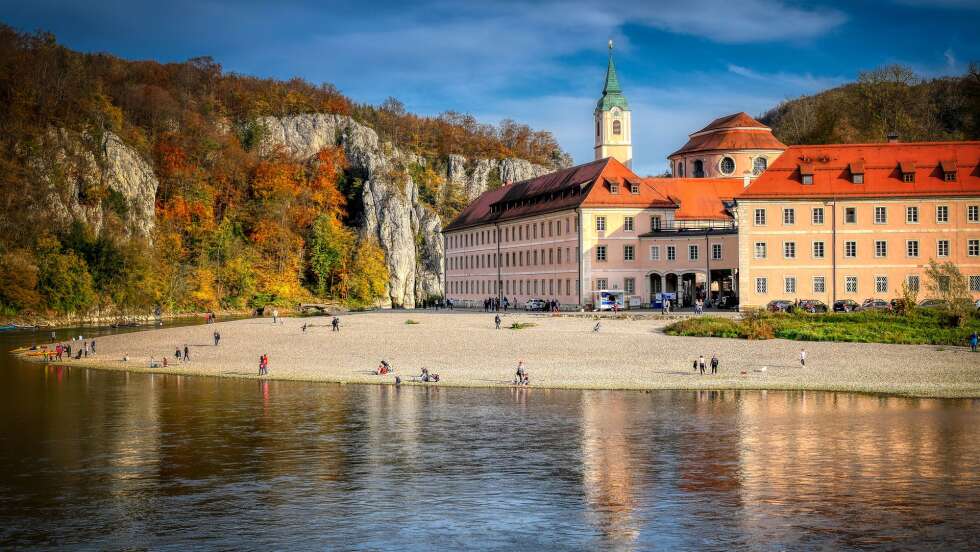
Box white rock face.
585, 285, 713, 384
40, 129, 158, 239
260, 113, 554, 308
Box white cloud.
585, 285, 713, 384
726, 64, 846, 93
944, 48, 957, 68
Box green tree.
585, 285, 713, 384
308, 215, 353, 297
924, 259, 973, 326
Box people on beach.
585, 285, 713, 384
971, 331, 978, 352
302, 323, 307, 333
272, 309, 279, 324
213, 331, 220, 346
593, 321, 600, 332
495, 314, 501, 330
799, 348, 807, 367
698, 354, 706, 375
515, 360, 529, 385
377, 360, 391, 375
183, 345, 190, 363
91, 340, 96, 354
710, 354, 719, 374
175, 347, 181, 362
332, 317, 340, 332
259, 354, 269, 375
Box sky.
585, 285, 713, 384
2, 0, 979, 175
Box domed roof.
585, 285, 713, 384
669, 112, 786, 158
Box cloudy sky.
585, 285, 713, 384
3, 0, 979, 174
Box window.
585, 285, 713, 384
596, 278, 608, 290
784, 242, 796, 258
967, 205, 979, 223
874, 206, 887, 224
753, 156, 767, 176
596, 119, 600, 138
853, 173, 864, 184
907, 240, 919, 257
969, 239, 980, 257
624, 277, 635, 295
630, 183, 640, 194
783, 208, 795, 225
845, 207, 856, 224
903, 172, 915, 183
813, 276, 826, 293
754, 242, 767, 259
720, 156, 735, 176
945, 171, 957, 182
812, 241, 825, 258
624, 245, 635, 261
907, 275, 920, 292
650, 216, 661, 231
612, 120, 622, 135
971, 275, 980, 292
596, 245, 607, 261
875, 240, 887, 258
907, 206, 919, 223
624, 216, 634, 231
596, 216, 606, 231
712, 243, 722, 260
756, 277, 767, 294
844, 241, 856, 258
802, 174, 814, 185
754, 208, 767, 225
677, 162, 685, 177
785, 277, 797, 294
693, 160, 704, 178
875, 276, 888, 294
667, 246, 676, 261
937, 240, 950, 257
812, 207, 824, 224
845, 276, 858, 293
609, 182, 619, 194
689, 245, 699, 260
937, 205, 949, 223
650, 246, 661, 260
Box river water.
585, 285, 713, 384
0, 325, 978, 551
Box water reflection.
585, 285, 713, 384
0, 343, 978, 549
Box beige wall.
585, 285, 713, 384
594, 108, 632, 167
737, 197, 980, 309
670, 149, 782, 179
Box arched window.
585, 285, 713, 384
693, 160, 704, 178
720, 156, 736, 176
677, 161, 685, 177
612, 120, 622, 135
753, 156, 768, 175
596, 119, 600, 139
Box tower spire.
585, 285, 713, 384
597, 41, 626, 109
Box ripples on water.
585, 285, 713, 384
0, 336, 978, 550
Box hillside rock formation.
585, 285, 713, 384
260, 113, 552, 308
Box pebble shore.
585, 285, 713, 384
20, 311, 980, 398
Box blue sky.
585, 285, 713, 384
2, 0, 979, 175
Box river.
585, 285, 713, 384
0, 324, 978, 550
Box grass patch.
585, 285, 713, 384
665, 310, 980, 346
404, 319, 420, 325
509, 322, 537, 330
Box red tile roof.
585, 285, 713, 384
644, 178, 743, 220
739, 142, 980, 200
669, 112, 787, 158
444, 158, 674, 232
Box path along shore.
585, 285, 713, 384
13, 311, 980, 398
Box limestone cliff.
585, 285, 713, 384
259, 113, 553, 308
36, 129, 158, 240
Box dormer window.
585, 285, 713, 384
900, 161, 915, 183
849, 160, 865, 184
800, 163, 814, 185
630, 183, 639, 194
940, 160, 957, 181
609, 179, 619, 194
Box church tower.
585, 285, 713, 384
594, 41, 632, 167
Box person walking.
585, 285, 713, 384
91, 339, 96, 355
799, 348, 807, 367
272, 309, 279, 324
698, 354, 706, 375
494, 314, 501, 330
213, 331, 220, 346
971, 331, 979, 352
710, 354, 719, 374
183, 345, 190, 363
332, 317, 340, 332
175, 347, 181, 362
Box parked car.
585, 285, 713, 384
833, 299, 860, 312
798, 299, 828, 313
524, 298, 546, 311
716, 295, 739, 310
766, 300, 793, 312
860, 298, 891, 311
918, 299, 946, 309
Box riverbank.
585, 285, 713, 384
13, 311, 980, 398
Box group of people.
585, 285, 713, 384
514, 360, 530, 385
258, 354, 270, 375
175, 344, 190, 363
693, 354, 720, 375
204, 311, 218, 324
51, 337, 95, 361
483, 297, 508, 312
693, 299, 706, 315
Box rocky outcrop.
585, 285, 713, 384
38, 129, 158, 239
259, 113, 553, 308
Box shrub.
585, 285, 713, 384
405, 319, 420, 325
509, 322, 536, 330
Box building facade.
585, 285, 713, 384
736, 142, 980, 308
668, 112, 786, 180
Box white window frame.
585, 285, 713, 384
783, 208, 795, 225
756, 277, 767, 294
812, 241, 825, 259
596, 216, 606, 231
874, 206, 887, 224
754, 208, 766, 226
907, 240, 919, 258
754, 242, 767, 259
845, 276, 858, 294
784, 276, 796, 294
812, 207, 824, 224
906, 206, 919, 224
844, 241, 856, 258
844, 207, 857, 224
650, 246, 661, 261
937, 239, 950, 257
596, 278, 608, 290
689, 245, 699, 261
783, 241, 796, 259
875, 240, 887, 258
969, 205, 979, 223
907, 274, 920, 292
970, 275, 980, 292
596, 245, 607, 261
968, 239, 979, 257
813, 276, 826, 293
624, 277, 635, 294
875, 276, 888, 294
936, 205, 949, 223
667, 246, 676, 261
624, 244, 635, 261
712, 243, 722, 260
624, 216, 634, 232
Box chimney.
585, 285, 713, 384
743, 174, 751, 188
887, 132, 899, 143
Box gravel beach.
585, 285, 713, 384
20, 311, 980, 398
